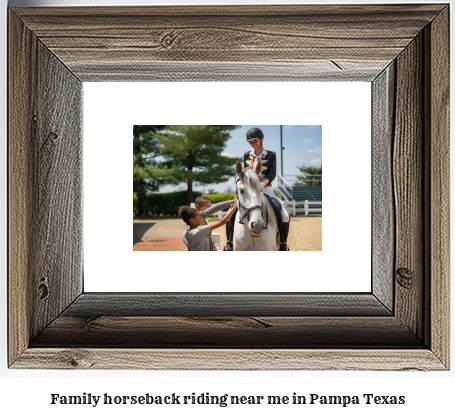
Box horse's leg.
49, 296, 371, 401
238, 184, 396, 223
224, 211, 236, 251
233, 219, 255, 251
233, 212, 245, 251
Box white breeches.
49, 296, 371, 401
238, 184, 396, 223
262, 186, 290, 222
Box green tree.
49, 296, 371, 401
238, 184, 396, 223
133, 125, 167, 216
295, 164, 322, 187
153, 125, 239, 204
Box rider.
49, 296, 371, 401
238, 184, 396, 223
224, 127, 290, 251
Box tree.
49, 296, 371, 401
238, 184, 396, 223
153, 125, 239, 204
133, 125, 167, 216
295, 164, 322, 187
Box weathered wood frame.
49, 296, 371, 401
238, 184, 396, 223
8, 5, 449, 370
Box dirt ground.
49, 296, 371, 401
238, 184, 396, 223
134, 216, 322, 251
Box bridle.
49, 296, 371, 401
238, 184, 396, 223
235, 178, 268, 229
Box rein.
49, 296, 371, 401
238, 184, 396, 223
236, 178, 268, 229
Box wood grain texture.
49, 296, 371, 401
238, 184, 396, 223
8, 11, 38, 366
425, 6, 450, 368
11, 5, 444, 81
31, 316, 421, 348
9, 11, 84, 366
32, 42, 83, 339
13, 349, 445, 371
70, 60, 389, 82
372, 63, 395, 312
64, 293, 392, 317
393, 34, 424, 340
8, 4, 450, 370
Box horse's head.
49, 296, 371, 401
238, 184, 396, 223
235, 158, 265, 237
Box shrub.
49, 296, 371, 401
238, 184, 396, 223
144, 190, 203, 216
201, 191, 280, 203
201, 193, 235, 204
133, 194, 138, 215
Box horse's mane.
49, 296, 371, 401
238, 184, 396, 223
239, 168, 263, 198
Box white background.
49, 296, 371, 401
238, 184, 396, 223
84, 82, 371, 292
1, 0, 454, 414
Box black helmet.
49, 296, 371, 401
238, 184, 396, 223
246, 127, 264, 141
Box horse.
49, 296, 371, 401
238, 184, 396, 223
233, 158, 279, 251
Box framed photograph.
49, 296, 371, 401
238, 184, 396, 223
9, 4, 449, 370
84, 83, 368, 293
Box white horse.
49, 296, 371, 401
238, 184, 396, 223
233, 159, 279, 251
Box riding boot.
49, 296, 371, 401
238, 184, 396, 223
279, 220, 290, 251
224, 214, 236, 251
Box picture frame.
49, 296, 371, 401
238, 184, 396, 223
8, 4, 449, 370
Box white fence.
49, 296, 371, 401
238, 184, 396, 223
212, 173, 322, 218
275, 174, 322, 216
284, 200, 322, 216
282, 174, 322, 187
276, 174, 293, 202
214, 201, 321, 218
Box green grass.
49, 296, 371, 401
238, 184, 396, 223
206, 216, 220, 222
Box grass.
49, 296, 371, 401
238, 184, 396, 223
206, 216, 220, 222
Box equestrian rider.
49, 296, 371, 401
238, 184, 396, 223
224, 127, 290, 251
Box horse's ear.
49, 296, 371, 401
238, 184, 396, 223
255, 158, 262, 176
235, 159, 243, 176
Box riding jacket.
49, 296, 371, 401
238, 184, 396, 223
244, 149, 277, 189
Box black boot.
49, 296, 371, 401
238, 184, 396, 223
224, 214, 236, 251
279, 221, 290, 251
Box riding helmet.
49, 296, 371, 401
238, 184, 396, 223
246, 127, 264, 141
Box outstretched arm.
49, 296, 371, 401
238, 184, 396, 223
200, 200, 234, 219
210, 198, 237, 231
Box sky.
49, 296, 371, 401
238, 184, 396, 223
158, 125, 322, 194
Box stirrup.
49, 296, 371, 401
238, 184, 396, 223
224, 241, 233, 251
279, 243, 289, 251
